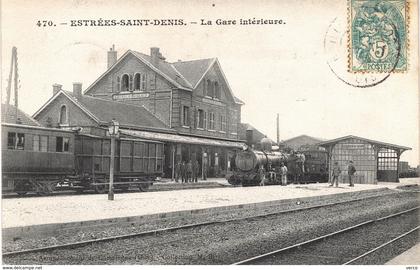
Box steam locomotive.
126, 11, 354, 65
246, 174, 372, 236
227, 137, 328, 186
2, 123, 164, 195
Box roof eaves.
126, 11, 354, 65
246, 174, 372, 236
60, 91, 101, 123
213, 58, 243, 105
169, 63, 194, 88
84, 50, 132, 95
132, 51, 192, 91
317, 135, 411, 150
192, 58, 217, 89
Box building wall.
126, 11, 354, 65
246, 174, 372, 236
173, 63, 240, 140
86, 53, 173, 126
34, 94, 97, 128
86, 53, 241, 140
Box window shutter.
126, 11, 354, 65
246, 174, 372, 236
142, 74, 147, 90
117, 76, 120, 92
129, 74, 133, 91
193, 107, 197, 128
179, 107, 183, 127
204, 111, 207, 130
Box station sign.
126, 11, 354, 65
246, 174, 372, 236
113, 92, 150, 100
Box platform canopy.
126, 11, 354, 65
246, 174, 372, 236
120, 129, 246, 148
317, 135, 411, 152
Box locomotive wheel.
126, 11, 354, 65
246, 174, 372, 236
93, 179, 107, 194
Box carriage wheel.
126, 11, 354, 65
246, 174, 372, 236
120, 184, 130, 192
138, 183, 150, 192
93, 179, 107, 194
16, 191, 28, 196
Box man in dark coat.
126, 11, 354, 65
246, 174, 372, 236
348, 161, 356, 187
192, 159, 199, 183
181, 161, 187, 183
186, 160, 193, 182
175, 161, 181, 182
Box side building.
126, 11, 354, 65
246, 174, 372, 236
33, 46, 246, 179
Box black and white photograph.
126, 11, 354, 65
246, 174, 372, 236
1, 0, 419, 267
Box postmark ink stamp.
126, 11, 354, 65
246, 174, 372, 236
349, 0, 408, 73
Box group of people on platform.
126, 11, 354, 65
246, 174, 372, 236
174, 160, 202, 183
330, 160, 356, 187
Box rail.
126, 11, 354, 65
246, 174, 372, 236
232, 206, 420, 265
2, 192, 415, 258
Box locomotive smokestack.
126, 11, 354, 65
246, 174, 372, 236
246, 126, 254, 147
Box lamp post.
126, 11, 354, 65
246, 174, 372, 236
108, 119, 119, 201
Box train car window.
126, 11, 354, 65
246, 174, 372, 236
7, 132, 16, 149
56, 137, 63, 152
56, 136, 70, 152
63, 138, 70, 152
16, 133, 25, 150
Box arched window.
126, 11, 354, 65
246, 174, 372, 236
59, 105, 67, 125
214, 82, 220, 99
134, 73, 141, 91
121, 74, 129, 91
207, 80, 213, 97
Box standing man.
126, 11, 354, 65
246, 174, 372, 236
181, 161, 186, 183
186, 160, 193, 183
280, 163, 288, 186
330, 161, 341, 187
175, 160, 181, 183
192, 159, 199, 183
348, 160, 356, 187
202, 156, 208, 180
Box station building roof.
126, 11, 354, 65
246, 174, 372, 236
33, 90, 172, 132
317, 135, 411, 151
1, 103, 40, 126
84, 49, 244, 105
121, 129, 246, 148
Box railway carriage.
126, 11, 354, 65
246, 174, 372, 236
2, 123, 164, 195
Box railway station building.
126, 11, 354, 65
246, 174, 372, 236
318, 135, 411, 184
33, 46, 245, 179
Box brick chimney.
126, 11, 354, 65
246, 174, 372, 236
150, 47, 160, 66
73, 82, 83, 98
52, 84, 62, 96
107, 45, 117, 69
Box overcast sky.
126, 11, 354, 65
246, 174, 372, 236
2, 0, 418, 166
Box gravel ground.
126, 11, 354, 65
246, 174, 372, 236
3, 190, 419, 265
3, 188, 398, 253
247, 208, 419, 264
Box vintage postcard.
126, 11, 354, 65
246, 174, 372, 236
1, 0, 419, 267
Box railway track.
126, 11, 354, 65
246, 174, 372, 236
2, 190, 416, 260
233, 207, 420, 265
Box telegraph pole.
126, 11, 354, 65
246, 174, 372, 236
276, 113, 280, 145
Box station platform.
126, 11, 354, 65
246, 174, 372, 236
386, 243, 420, 265
2, 178, 417, 231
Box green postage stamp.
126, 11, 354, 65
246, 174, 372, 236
349, 0, 408, 73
